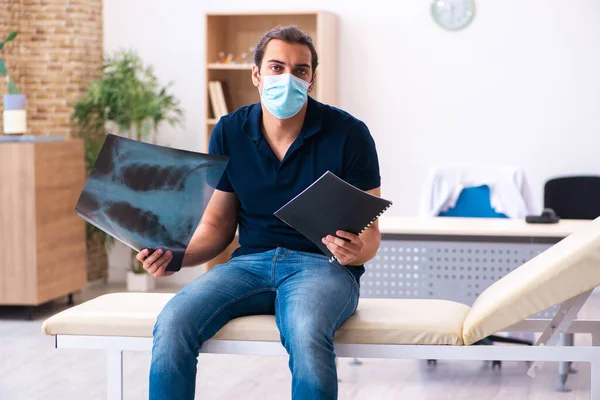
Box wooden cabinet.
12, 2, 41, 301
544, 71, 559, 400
0, 138, 87, 306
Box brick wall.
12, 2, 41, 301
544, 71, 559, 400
0, 0, 103, 136
1, 0, 105, 281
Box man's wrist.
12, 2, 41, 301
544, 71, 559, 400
347, 254, 367, 267
349, 246, 378, 266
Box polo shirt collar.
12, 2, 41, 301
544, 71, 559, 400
241, 96, 323, 142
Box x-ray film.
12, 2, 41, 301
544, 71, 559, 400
75, 134, 229, 272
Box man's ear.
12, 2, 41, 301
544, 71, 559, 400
308, 71, 317, 93
251, 65, 260, 88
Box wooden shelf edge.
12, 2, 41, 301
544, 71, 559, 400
206, 10, 327, 17
207, 63, 253, 70
207, 118, 218, 125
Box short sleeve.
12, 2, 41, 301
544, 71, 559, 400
208, 121, 234, 193
342, 121, 381, 191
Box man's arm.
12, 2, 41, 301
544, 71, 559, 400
137, 189, 239, 277
323, 119, 382, 266
322, 187, 382, 266
181, 189, 240, 267
351, 187, 382, 265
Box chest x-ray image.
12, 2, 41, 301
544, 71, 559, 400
75, 134, 229, 272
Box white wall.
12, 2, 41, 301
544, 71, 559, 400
103, 0, 600, 284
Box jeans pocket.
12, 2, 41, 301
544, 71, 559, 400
292, 250, 360, 291
330, 261, 360, 292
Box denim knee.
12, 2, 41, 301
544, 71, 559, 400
152, 298, 199, 355
284, 318, 334, 358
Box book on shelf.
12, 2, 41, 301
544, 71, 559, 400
220, 80, 233, 113
208, 80, 230, 119
208, 81, 222, 119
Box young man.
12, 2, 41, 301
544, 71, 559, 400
137, 25, 382, 400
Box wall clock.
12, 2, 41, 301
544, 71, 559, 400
431, 0, 475, 31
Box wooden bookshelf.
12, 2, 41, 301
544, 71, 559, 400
204, 11, 338, 151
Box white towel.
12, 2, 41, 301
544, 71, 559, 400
419, 165, 538, 219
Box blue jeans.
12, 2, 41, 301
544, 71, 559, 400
149, 247, 360, 400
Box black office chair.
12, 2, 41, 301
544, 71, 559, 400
544, 175, 600, 390
544, 176, 600, 220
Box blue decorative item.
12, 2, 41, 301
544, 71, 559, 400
438, 185, 507, 218
3, 93, 25, 109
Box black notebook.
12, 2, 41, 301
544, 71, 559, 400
274, 171, 393, 262
74, 134, 229, 272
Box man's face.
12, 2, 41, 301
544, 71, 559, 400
252, 39, 315, 93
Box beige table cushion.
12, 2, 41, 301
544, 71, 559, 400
42, 293, 470, 346
42, 292, 174, 338
463, 216, 600, 345
335, 298, 469, 345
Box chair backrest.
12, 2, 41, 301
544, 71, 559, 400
462, 216, 600, 345
544, 176, 600, 220
438, 185, 507, 219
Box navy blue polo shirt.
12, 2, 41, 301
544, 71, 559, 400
208, 96, 381, 283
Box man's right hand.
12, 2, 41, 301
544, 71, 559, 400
136, 248, 175, 278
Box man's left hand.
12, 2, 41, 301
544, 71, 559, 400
322, 230, 365, 266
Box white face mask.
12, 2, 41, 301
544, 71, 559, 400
258, 73, 311, 119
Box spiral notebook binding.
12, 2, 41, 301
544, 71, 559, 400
358, 202, 393, 235
328, 201, 393, 263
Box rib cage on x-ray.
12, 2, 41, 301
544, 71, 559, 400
75, 134, 229, 272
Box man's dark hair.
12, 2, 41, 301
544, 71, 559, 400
253, 25, 319, 75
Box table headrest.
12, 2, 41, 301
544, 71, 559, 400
463, 216, 600, 345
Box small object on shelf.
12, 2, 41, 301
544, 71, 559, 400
0, 31, 26, 135
3, 94, 27, 135
215, 48, 253, 66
